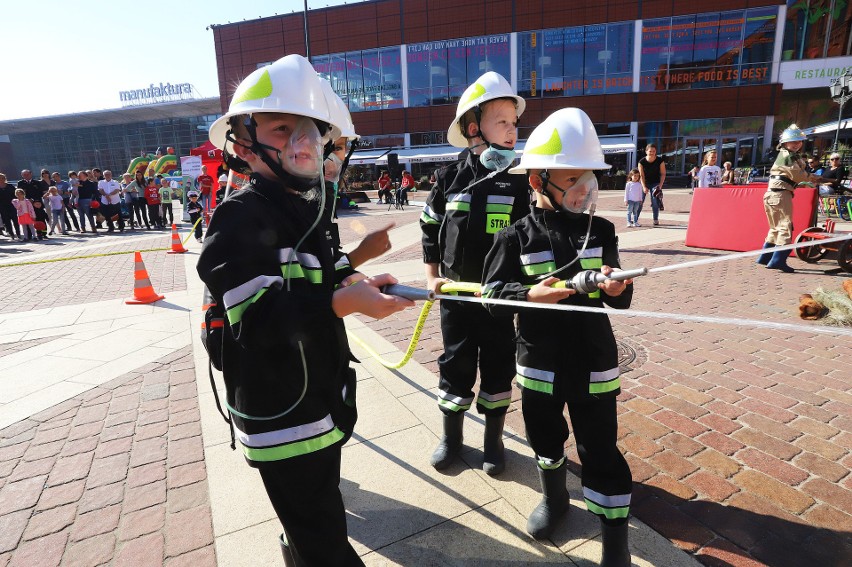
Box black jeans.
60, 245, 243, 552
161, 202, 173, 226
103, 203, 124, 231
1, 210, 20, 238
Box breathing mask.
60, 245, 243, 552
542, 170, 599, 216
324, 152, 344, 184
479, 144, 517, 172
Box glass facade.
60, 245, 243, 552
406, 34, 511, 107
640, 7, 777, 91
783, 0, 852, 60
517, 22, 635, 97
638, 117, 765, 174
313, 47, 403, 111
8, 114, 218, 178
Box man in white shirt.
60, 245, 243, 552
98, 170, 124, 232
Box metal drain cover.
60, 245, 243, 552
616, 339, 637, 370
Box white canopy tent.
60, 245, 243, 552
355, 135, 635, 166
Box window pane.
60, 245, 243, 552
717, 11, 744, 65
693, 13, 720, 63
669, 15, 696, 67
379, 48, 403, 110
742, 7, 777, 64
360, 49, 381, 111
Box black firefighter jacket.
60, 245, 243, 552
481, 208, 633, 401
196, 174, 358, 467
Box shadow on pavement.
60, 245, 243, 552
628, 482, 852, 567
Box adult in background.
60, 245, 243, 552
0, 173, 21, 239
756, 124, 829, 272
53, 172, 80, 232
98, 170, 124, 233
398, 170, 414, 205
637, 143, 666, 226
806, 156, 824, 175
377, 170, 391, 204
17, 170, 45, 203
720, 161, 735, 185
120, 173, 137, 229
822, 153, 847, 195
126, 170, 151, 229
74, 170, 99, 233
195, 164, 215, 212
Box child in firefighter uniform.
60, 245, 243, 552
481, 108, 633, 566
757, 124, 828, 273
420, 72, 532, 475
196, 55, 412, 567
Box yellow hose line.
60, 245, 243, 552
347, 299, 436, 369
181, 217, 203, 246
345, 280, 484, 369
0, 220, 203, 268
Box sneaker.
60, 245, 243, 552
653, 220, 659, 226
196, 237, 203, 243
634, 222, 641, 227
627, 223, 634, 227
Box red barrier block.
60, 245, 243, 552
685, 185, 817, 252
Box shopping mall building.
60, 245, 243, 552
210, 0, 851, 181
0, 98, 220, 178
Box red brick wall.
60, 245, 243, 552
212, 1, 785, 126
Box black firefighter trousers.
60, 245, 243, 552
437, 299, 517, 416
258, 445, 364, 567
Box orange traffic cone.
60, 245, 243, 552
167, 223, 188, 254
126, 252, 165, 305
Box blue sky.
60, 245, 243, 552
2, 0, 357, 121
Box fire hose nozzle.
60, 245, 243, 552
381, 284, 436, 302
555, 267, 648, 294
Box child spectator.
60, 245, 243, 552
32, 200, 49, 240
13, 188, 36, 241
145, 177, 163, 228
46, 186, 68, 235
159, 177, 174, 226
623, 168, 643, 227
698, 150, 722, 188
185, 191, 204, 242
482, 108, 633, 566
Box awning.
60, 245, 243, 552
350, 135, 635, 166
348, 150, 391, 165
803, 119, 852, 136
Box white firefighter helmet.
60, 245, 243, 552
447, 71, 525, 148
509, 108, 609, 174
320, 78, 359, 140
779, 124, 807, 144
208, 54, 340, 151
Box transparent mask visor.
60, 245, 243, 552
559, 170, 599, 214
283, 117, 324, 180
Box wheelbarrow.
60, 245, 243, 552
795, 218, 852, 273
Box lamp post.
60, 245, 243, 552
829, 70, 852, 151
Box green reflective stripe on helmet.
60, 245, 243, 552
485, 203, 513, 214
232, 69, 273, 106
526, 127, 562, 156
522, 261, 557, 276
420, 212, 440, 225
516, 375, 553, 394
241, 427, 345, 462
226, 287, 268, 325
584, 498, 629, 520
446, 201, 471, 212
460, 81, 486, 107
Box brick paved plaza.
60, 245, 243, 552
0, 192, 850, 566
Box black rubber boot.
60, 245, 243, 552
766, 249, 795, 272
279, 533, 296, 567
756, 241, 774, 265
526, 461, 570, 540
482, 414, 505, 476
600, 520, 631, 567
430, 411, 464, 470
